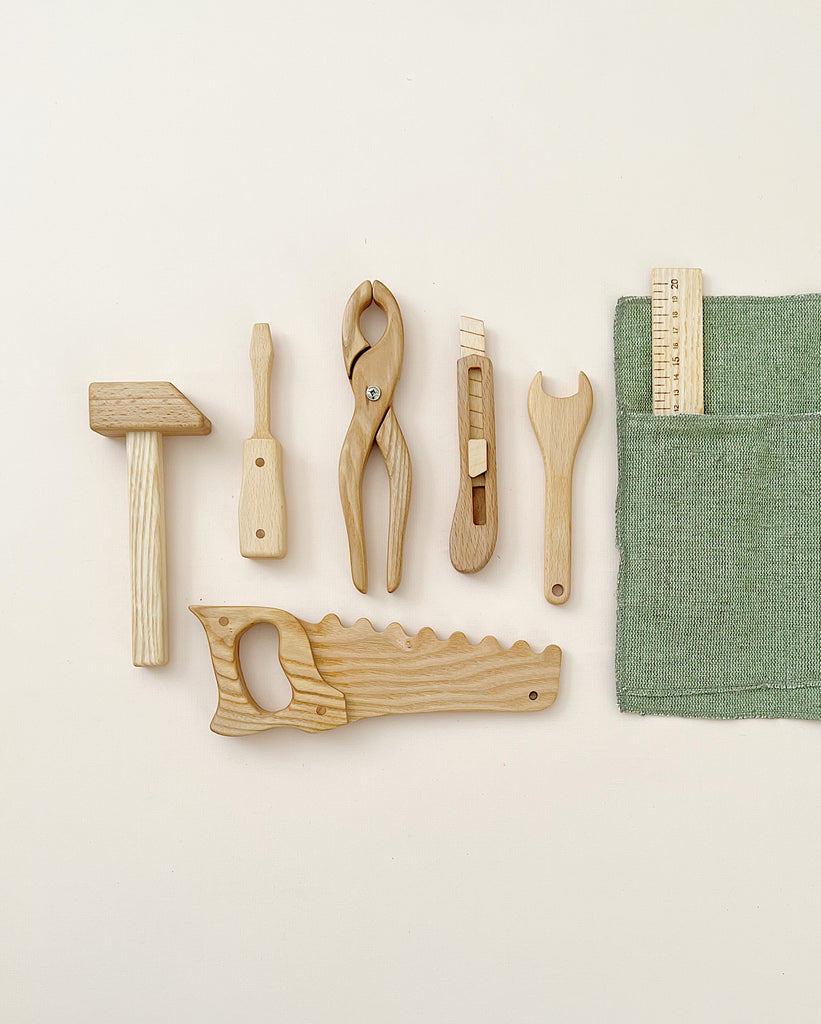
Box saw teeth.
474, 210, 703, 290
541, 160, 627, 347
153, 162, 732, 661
310, 614, 553, 656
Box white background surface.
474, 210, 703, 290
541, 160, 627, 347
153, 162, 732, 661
4, 1, 821, 1020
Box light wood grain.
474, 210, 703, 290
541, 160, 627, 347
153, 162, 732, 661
239, 324, 287, 558
468, 439, 487, 477
90, 380, 211, 666
339, 280, 411, 593
651, 267, 704, 414
127, 431, 167, 665
250, 322, 273, 437
88, 381, 211, 436
450, 318, 498, 574
374, 407, 411, 593
459, 316, 486, 357
528, 371, 592, 605
190, 606, 347, 735
191, 605, 561, 736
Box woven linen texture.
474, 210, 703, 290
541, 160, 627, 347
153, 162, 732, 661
615, 294, 821, 718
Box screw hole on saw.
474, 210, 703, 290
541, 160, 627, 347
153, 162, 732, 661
552, 584, 564, 597
255, 457, 265, 467
529, 691, 538, 700
256, 529, 265, 538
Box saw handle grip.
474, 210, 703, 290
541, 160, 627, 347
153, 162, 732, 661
190, 606, 347, 736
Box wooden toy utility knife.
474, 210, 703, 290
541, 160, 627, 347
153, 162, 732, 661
450, 317, 498, 573
191, 606, 561, 736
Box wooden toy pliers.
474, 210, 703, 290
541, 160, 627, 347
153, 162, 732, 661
339, 280, 412, 593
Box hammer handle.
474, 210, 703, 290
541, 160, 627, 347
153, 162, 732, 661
126, 431, 168, 666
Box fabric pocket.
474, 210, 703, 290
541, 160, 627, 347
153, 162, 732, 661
616, 411, 821, 718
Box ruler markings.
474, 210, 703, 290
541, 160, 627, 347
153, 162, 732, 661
650, 267, 704, 415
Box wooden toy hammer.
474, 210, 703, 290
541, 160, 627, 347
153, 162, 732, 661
89, 382, 211, 666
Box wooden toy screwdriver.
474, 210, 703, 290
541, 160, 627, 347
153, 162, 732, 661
239, 324, 287, 558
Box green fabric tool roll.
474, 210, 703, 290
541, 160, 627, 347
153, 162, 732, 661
615, 294, 821, 718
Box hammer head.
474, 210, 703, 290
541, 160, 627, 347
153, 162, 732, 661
89, 382, 211, 437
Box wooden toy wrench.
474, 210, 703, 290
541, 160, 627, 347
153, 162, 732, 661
528, 372, 592, 605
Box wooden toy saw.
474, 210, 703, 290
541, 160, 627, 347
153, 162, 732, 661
191, 606, 561, 736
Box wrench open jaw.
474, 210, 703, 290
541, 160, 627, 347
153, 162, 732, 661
339, 280, 412, 593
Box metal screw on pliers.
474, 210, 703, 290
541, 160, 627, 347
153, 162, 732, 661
365, 385, 382, 401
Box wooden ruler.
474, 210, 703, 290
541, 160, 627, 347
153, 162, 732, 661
651, 267, 704, 414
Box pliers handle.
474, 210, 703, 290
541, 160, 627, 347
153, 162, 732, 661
339, 281, 412, 593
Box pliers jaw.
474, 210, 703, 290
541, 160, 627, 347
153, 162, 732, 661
342, 280, 376, 377
339, 280, 412, 593
342, 279, 404, 378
